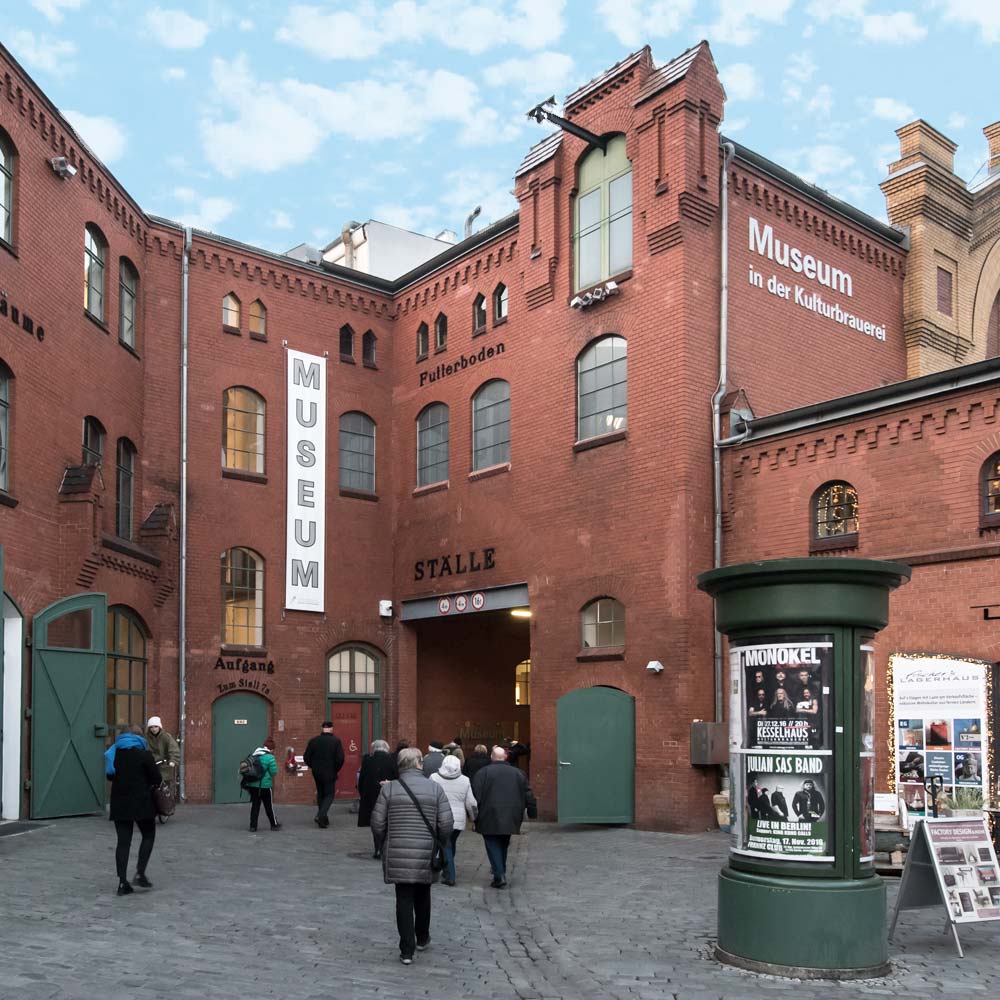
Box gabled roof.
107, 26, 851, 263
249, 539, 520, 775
515, 131, 562, 179
564, 47, 651, 110
634, 41, 715, 107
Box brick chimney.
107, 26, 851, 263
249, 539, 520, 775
890, 120, 957, 174
984, 121, 1000, 174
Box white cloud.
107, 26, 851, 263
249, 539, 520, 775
8, 30, 76, 77
724, 117, 748, 134
873, 141, 898, 173
805, 0, 866, 20
30, 0, 84, 22
173, 195, 236, 231
704, 0, 793, 46
720, 63, 761, 101
861, 11, 927, 43
144, 7, 210, 50
779, 144, 855, 183
238, 19, 254, 31
372, 202, 441, 232
785, 52, 816, 85
268, 209, 294, 230
63, 111, 127, 163
161, 66, 186, 81
947, 112, 968, 131
597, 0, 694, 47
806, 84, 834, 117
439, 168, 517, 227
936, 1, 1000, 43
870, 96, 914, 121
483, 52, 575, 102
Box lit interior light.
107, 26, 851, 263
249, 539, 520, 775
510, 608, 532, 618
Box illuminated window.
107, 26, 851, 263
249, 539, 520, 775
223, 293, 241, 330
416, 322, 429, 360
340, 324, 354, 360
574, 134, 632, 291
473, 293, 486, 333
417, 402, 449, 486
472, 379, 510, 470
435, 312, 448, 351
249, 299, 267, 339
581, 597, 625, 648
222, 387, 265, 474
82, 416, 105, 466
84, 224, 107, 321
577, 335, 627, 441
982, 453, 1000, 517
813, 482, 859, 539
221, 547, 264, 647
339, 411, 375, 492
515, 659, 530, 706
106, 606, 147, 742
493, 283, 508, 322
115, 438, 136, 540
328, 644, 380, 695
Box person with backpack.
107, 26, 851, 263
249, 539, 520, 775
242, 737, 281, 832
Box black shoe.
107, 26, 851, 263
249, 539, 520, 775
248, 826, 257, 832
490, 876, 503, 888
373, 850, 382, 860
117, 881, 134, 896
400, 956, 413, 965
271, 823, 282, 831
133, 873, 152, 888
441, 877, 455, 886
318, 818, 329, 829
313, 816, 320, 826
416, 939, 430, 951
498, 877, 508, 889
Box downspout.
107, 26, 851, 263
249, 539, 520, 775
712, 142, 736, 735
179, 226, 191, 801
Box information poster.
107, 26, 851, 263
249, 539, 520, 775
891, 655, 991, 821
730, 636, 835, 862
925, 818, 1000, 923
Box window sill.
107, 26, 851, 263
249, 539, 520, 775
101, 533, 162, 567
249, 330, 267, 343
119, 339, 141, 360
84, 310, 109, 334
810, 534, 859, 554
220, 644, 267, 656
493, 316, 508, 329
434, 344, 448, 355
413, 480, 449, 497
223, 324, 241, 337
655, 180, 669, 196
572, 269, 633, 302
222, 468, 267, 484
340, 354, 356, 364
0, 490, 18, 508
574, 430, 627, 453
979, 513, 1000, 532
577, 647, 625, 663
469, 463, 510, 482
340, 487, 378, 502
417, 353, 428, 364
0, 237, 17, 259
472, 326, 487, 338
363, 360, 378, 370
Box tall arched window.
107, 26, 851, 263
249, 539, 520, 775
340, 324, 354, 360
106, 606, 148, 741
581, 597, 625, 648
84, 224, 107, 321
115, 437, 136, 540
82, 415, 106, 466
435, 312, 448, 351
339, 411, 376, 493
362, 330, 377, 367
119, 258, 138, 348
222, 292, 241, 330
493, 283, 508, 323
577, 335, 627, 441
988, 291, 999, 358
249, 299, 267, 339
221, 547, 264, 647
222, 387, 265, 474
472, 293, 486, 333
0, 129, 15, 245
472, 379, 510, 470
813, 482, 859, 541
0, 361, 10, 491
327, 644, 380, 695
982, 452, 1000, 519
417, 402, 449, 486
417, 322, 429, 360
574, 134, 632, 290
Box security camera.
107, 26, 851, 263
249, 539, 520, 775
605, 280, 619, 295
570, 296, 584, 309
378, 599, 393, 618
49, 156, 77, 179
646, 660, 664, 674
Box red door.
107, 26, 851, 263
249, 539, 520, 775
331, 701, 363, 798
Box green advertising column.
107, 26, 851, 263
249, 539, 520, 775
698, 558, 910, 979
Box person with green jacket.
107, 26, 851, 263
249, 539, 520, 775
246, 737, 281, 832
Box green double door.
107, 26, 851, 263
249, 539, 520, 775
212, 692, 269, 803
557, 686, 635, 824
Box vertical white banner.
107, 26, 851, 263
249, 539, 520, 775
285, 349, 326, 612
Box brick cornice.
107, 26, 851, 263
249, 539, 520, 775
903, 319, 974, 363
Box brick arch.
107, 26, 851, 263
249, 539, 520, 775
972, 236, 1000, 356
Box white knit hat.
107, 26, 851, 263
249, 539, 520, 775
439, 755, 462, 778
147, 716, 162, 729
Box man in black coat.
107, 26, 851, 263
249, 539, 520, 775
422, 741, 445, 777
463, 744, 490, 782
471, 746, 537, 888
304, 721, 345, 828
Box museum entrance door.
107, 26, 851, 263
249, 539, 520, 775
212, 692, 269, 803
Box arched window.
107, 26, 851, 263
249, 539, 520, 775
472, 379, 510, 470
221, 547, 264, 647
581, 597, 625, 648
339, 323, 354, 360
417, 402, 449, 486
988, 291, 999, 358
472, 293, 486, 333
327, 643, 380, 695
249, 299, 267, 339
982, 452, 1000, 518
493, 283, 508, 323
416, 322, 429, 360
574, 134, 632, 290
106, 606, 148, 741
115, 437, 136, 540
339, 411, 376, 493
435, 312, 448, 351
222, 387, 265, 474
0, 128, 15, 245
119, 258, 138, 349
577, 335, 627, 441
813, 482, 859, 541
222, 292, 241, 330
0, 361, 10, 491
82, 415, 106, 466
362, 330, 377, 367
84, 224, 107, 321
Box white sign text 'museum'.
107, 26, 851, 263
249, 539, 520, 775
285, 349, 326, 612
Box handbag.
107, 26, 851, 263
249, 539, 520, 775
397, 778, 446, 872
153, 781, 176, 817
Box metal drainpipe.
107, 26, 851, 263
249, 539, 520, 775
712, 142, 737, 732
179, 226, 191, 800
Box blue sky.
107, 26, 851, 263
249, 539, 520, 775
6, 1, 998, 254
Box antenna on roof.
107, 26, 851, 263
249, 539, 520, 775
526, 96, 607, 152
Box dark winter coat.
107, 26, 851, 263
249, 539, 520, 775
303, 732, 345, 781
422, 750, 445, 777
108, 746, 162, 822
357, 750, 396, 827
370, 770, 453, 885
471, 761, 537, 836
462, 751, 490, 782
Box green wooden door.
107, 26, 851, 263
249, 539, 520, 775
212, 692, 268, 803
30, 593, 108, 818
557, 686, 635, 824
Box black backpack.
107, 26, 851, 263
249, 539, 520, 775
239, 752, 265, 787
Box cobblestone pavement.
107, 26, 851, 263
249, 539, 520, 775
1, 803, 998, 999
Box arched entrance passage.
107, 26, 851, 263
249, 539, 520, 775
212, 691, 269, 803
556, 686, 635, 824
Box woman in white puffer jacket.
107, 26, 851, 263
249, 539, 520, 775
431, 754, 478, 886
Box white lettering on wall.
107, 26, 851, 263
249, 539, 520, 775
749, 217, 853, 297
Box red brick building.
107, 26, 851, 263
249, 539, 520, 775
1, 40, 998, 829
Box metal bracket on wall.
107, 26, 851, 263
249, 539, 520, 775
971, 605, 1000, 620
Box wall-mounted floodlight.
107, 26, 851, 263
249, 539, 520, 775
49, 156, 77, 179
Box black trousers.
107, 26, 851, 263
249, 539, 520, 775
312, 774, 336, 823
394, 882, 431, 958
248, 787, 277, 829
114, 818, 156, 882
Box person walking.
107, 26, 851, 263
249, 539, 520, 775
245, 737, 281, 832
303, 720, 345, 829
145, 716, 180, 785
472, 746, 537, 888
422, 741, 445, 777
431, 754, 477, 886
462, 744, 490, 782
105, 725, 162, 896
444, 739, 465, 767
371, 748, 453, 966
358, 739, 396, 858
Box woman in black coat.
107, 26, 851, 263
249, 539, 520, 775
105, 725, 162, 895
357, 740, 396, 858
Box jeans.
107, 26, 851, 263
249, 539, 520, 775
394, 882, 431, 958
313, 775, 336, 825
248, 787, 277, 829
114, 818, 156, 882
483, 834, 511, 879
442, 829, 461, 882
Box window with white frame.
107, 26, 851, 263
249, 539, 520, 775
339, 411, 376, 493
84, 224, 107, 321
222, 387, 265, 474
577, 335, 627, 441
574, 134, 632, 290
581, 597, 625, 648
119, 258, 138, 348
221, 547, 264, 647
472, 379, 510, 470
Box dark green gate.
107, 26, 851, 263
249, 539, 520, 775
557, 686, 635, 823
30, 593, 108, 818
212, 692, 269, 803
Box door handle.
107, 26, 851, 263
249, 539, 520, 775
94, 723, 108, 737
558, 760, 573, 767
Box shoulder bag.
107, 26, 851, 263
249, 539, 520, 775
398, 778, 446, 872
